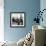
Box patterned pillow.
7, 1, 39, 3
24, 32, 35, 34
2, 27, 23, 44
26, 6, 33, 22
23, 32, 34, 46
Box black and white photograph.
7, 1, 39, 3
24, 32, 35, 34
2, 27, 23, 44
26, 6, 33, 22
10, 12, 25, 27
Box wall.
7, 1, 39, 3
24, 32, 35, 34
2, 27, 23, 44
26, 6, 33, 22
4, 0, 40, 42
40, 0, 46, 27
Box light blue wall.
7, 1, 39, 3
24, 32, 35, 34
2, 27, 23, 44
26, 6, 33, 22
40, 0, 46, 27
4, 0, 40, 42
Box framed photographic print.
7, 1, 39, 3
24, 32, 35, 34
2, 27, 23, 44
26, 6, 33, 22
10, 12, 25, 27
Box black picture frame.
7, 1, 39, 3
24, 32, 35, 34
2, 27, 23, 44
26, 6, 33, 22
10, 12, 26, 28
